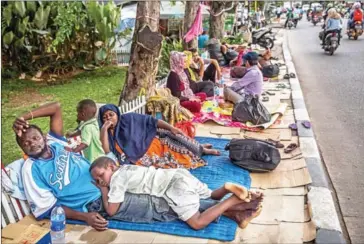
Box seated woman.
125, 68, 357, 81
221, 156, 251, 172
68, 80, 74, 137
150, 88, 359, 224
185, 49, 222, 84
229, 52, 263, 97
184, 51, 215, 97
98, 104, 220, 169
167, 52, 205, 113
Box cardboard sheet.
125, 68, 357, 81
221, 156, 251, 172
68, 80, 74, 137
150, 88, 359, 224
251, 195, 305, 224
251, 168, 312, 189
244, 131, 280, 141
251, 187, 307, 196
236, 221, 315, 244
194, 124, 220, 138
274, 158, 307, 172
279, 128, 292, 141
210, 126, 240, 135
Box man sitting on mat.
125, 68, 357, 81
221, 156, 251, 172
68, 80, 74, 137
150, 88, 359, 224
13, 102, 263, 231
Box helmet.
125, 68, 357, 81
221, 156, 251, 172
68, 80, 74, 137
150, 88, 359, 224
353, 2, 361, 9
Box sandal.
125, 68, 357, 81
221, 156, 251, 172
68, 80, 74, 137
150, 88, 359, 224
290, 73, 296, 78
276, 84, 287, 89
262, 97, 269, 102
284, 143, 298, 154
284, 74, 290, 79
267, 139, 285, 148
289, 123, 297, 130
301, 120, 311, 129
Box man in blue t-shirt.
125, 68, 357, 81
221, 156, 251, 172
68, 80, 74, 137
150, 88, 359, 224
198, 30, 209, 49
13, 102, 179, 230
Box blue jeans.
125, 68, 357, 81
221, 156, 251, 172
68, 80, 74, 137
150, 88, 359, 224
87, 193, 220, 223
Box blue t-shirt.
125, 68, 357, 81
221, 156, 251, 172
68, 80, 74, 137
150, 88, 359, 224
198, 34, 209, 49
22, 141, 101, 219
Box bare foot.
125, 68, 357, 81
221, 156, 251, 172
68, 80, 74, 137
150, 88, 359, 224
224, 183, 249, 201
228, 199, 263, 211
203, 148, 221, 156
202, 143, 213, 149
224, 207, 263, 229
250, 191, 264, 201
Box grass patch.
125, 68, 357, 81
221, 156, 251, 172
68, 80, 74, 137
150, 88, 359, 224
1, 66, 126, 165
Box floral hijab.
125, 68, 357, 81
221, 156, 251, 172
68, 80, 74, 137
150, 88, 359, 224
170, 51, 194, 98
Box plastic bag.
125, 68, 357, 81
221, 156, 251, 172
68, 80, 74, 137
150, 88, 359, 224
232, 95, 271, 125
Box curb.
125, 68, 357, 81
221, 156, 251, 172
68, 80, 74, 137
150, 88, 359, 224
282, 31, 346, 243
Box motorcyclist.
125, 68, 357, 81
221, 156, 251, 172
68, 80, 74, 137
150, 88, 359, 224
293, 6, 301, 25
284, 8, 294, 28
347, 2, 364, 33
322, 8, 343, 47
322, 3, 334, 28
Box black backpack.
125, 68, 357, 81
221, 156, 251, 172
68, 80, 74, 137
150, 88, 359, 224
225, 138, 281, 172
262, 64, 280, 78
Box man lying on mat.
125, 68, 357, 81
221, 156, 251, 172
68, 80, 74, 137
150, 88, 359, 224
90, 156, 263, 230
12, 102, 263, 230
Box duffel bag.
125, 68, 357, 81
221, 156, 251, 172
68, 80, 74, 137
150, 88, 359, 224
262, 64, 280, 78
225, 138, 281, 172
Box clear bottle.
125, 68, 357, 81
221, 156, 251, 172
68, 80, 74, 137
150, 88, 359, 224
50, 205, 66, 244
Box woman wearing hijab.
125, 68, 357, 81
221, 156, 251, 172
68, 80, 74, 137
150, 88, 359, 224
166, 52, 206, 113
98, 104, 220, 169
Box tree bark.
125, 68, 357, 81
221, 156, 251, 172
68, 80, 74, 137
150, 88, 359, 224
209, 2, 226, 39
183, 1, 200, 50
119, 1, 163, 104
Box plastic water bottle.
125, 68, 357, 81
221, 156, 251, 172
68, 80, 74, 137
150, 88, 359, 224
50, 205, 66, 244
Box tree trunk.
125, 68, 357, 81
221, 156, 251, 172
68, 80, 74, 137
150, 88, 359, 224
209, 2, 226, 39
183, 1, 200, 50
119, 1, 163, 104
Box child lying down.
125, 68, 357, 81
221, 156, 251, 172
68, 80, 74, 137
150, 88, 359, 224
90, 156, 264, 230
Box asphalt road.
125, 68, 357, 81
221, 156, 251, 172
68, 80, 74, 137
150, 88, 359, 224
286, 19, 364, 243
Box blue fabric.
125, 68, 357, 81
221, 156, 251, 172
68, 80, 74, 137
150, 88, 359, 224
67, 137, 251, 241
198, 34, 209, 49
98, 104, 158, 163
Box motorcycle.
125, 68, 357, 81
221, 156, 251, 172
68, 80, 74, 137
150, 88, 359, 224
348, 21, 363, 40
322, 31, 339, 55
251, 27, 275, 49
312, 15, 319, 26
286, 19, 295, 29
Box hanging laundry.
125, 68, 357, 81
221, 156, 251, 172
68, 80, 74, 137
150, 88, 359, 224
184, 4, 203, 43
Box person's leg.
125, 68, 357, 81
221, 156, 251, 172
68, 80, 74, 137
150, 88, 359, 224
203, 64, 217, 83
180, 101, 201, 113
284, 19, 288, 27
223, 207, 263, 228
105, 193, 179, 223
196, 80, 214, 97
210, 183, 249, 201
186, 195, 243, 230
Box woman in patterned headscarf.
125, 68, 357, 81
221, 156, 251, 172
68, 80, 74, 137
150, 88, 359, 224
167, 52, 207, 113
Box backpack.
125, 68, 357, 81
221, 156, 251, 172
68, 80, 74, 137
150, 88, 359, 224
353, 9, 363, 22
225, 138, 281, 172
262, 64, 280, 78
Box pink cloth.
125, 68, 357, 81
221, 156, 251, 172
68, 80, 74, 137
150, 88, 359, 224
184, 5, 203, 43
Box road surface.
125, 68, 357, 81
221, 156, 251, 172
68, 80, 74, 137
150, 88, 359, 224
287, 19, 364, 243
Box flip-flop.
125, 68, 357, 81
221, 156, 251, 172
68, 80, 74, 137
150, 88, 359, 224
284, 74, 290, 79
263, 77, 269, 81
301, 121, 311, 129
267, 139, 285, 148
262, 97, 269, 102
290, 73, 296, 78
262, 92, 267, 96
284, 143, 298, 154
289, 123, 297, 130
276, 84, 287, 89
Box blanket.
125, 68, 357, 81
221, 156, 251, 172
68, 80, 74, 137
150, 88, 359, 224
68, 137, 251, 241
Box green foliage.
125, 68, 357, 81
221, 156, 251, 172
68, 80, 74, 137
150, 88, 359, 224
222, 33, 244, 45
157, 39, 183, 78
1, 1, 125, 76
1, 66, 127, 165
